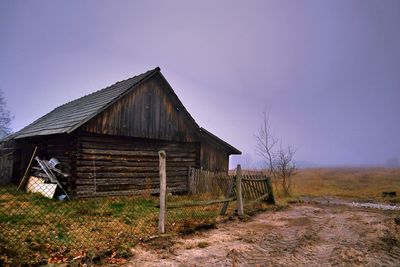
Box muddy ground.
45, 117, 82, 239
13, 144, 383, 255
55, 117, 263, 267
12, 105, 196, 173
128, 202, 400, 266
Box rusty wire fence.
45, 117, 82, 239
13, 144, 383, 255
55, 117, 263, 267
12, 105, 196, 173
167, 170, 233, 234
0, 182, 160, 265
165, 167, 275, 234
0, 164, 274, 265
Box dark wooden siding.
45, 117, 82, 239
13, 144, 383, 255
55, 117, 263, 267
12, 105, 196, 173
83, 75, 200, 143
0, 141, 15, 185
11, 135, 74, 186
73, 134, 200, 198
43, 135, 74, 175
200, 138, 229, 172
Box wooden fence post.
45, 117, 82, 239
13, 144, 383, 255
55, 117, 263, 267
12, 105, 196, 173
265, 177, 275, 204
236, 164, 244, 216
220, 175, 235, 215
158, 150, 166, 234
188, 167, 195, 194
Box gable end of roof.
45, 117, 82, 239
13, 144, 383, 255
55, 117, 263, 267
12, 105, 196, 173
8, 67, 160, 140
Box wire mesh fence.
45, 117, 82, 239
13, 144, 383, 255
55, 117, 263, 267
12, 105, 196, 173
165, 167, 275, 234
0, 183, 160, 265
0, 163, 274, 265
167, 172, 234, 233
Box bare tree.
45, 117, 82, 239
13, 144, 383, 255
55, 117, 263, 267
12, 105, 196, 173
0, 90, 12, 139
255, 111, 296, 196
255, 112, 278, 177
274, 146, 296, 196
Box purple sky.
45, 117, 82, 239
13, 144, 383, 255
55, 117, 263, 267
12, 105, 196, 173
1, 0, 399, 167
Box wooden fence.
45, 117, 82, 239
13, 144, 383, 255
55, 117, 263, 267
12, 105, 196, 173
187, 166, 275, 203
159, 164, 275, 233
187, 168, 230, 196
241, 174, 275, 203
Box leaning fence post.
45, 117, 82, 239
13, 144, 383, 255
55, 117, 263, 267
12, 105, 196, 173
236, 164, 244, 216
265, 177, 276, 204
158, 150, 166, 234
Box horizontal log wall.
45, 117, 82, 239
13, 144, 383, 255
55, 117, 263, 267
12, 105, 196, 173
12, 135, 74, 185
74, 134, 200, 198
44, 135, 74, 175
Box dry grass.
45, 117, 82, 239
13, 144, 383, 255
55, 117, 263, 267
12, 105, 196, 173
286, 167, 400, 203
0, 188, 160, 265
0, 187, 222, 265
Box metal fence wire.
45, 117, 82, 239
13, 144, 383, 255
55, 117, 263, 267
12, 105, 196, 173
165, 167, 275, 234
0, 158, 274, 265
0, 183, 159, 265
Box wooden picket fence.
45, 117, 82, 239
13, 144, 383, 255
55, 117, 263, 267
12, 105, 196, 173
187, 166, 275, 203
187, 168, 231, 196
241, 174, 275, 202
156, 155, 275, 233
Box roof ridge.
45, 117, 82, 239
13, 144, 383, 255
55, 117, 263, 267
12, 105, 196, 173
53, 67, 159, 111
7, 67, 160, 140
65, 67, 160, 133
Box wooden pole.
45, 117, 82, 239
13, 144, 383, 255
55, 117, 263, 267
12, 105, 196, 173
18, 146, 38, 190
220, 175, 235, 215
188, 166, 195, 195
158, 150, 167, 234
236, 164, 244, 216
265, 177, 276, 204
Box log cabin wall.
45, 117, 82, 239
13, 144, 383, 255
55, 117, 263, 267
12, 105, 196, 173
43, 134, 74, 175
11, 134, 75, 189
74, 134, 200, 198
11, 140, 35, 184
8, 69, 240, 198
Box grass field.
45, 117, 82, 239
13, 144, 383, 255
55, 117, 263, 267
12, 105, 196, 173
285, 167, 400, 203
3, 167, 398, 264
0, 187, 221, 265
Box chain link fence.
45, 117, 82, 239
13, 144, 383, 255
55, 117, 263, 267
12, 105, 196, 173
0, 159, 274, 265
167, 170, 233, 234
0, 183, 159, 265
165, 167, 275, 234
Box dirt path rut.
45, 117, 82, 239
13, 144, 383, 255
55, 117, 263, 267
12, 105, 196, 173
128, 204, 400, 266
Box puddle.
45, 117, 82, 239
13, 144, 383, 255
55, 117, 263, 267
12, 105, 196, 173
300, 196, 400, 211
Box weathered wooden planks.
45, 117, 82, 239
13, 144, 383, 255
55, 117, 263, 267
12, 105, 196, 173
82, 76, 201, 143
73, 133, 200, 197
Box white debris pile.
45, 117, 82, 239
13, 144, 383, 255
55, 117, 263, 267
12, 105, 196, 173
350, 202, 400, 211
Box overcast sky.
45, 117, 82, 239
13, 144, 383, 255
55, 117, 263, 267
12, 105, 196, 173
1, 0, 399, 167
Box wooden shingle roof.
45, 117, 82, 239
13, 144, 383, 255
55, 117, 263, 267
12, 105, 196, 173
6, 67, 241, 155
200, 127, 241, 154
9, 68, 160, 139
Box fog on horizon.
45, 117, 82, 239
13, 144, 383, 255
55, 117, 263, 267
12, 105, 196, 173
1, 0, 399, 169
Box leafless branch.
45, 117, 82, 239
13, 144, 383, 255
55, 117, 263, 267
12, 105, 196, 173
254, 111, 296, 196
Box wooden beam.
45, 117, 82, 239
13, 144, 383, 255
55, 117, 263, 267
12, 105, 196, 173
17, 146, 38, 191
168, 197, 236, 209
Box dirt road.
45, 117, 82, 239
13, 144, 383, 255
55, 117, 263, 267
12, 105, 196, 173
128, 203, 400, 266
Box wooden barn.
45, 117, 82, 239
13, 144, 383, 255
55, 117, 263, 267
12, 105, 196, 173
3, 67, 241, 198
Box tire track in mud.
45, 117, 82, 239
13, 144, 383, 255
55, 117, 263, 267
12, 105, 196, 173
226, 206, 400, 267
129, 204, 400, 267
227, 209, 331, 266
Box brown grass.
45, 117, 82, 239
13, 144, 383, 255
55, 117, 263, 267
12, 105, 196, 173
0, 188, 223, 265
286, 167, 400, 202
